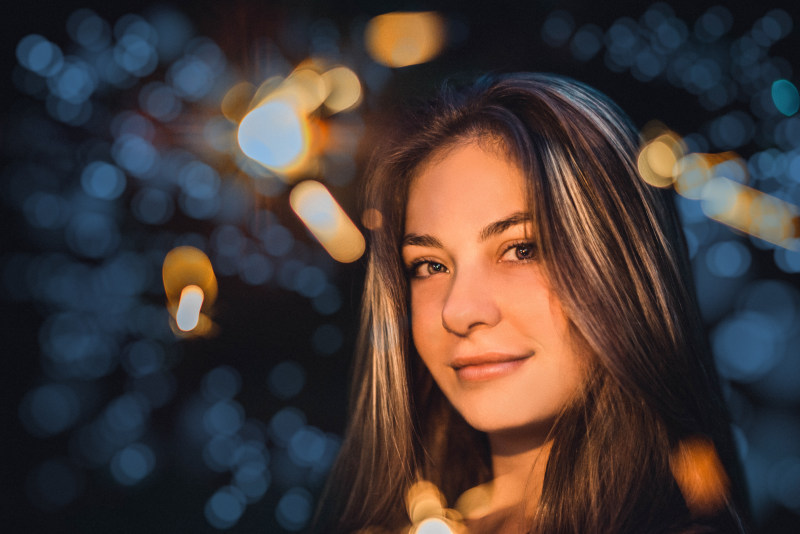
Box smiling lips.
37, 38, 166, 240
450, 353, 533, 381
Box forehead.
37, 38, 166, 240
405, 141, 527, 233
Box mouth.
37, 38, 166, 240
450, 352, 532, 382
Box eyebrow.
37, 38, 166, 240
402, 211, 531, 249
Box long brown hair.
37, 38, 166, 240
313, 73, 748, 533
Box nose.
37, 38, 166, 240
441, 266, 501, 336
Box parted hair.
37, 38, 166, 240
313, 73, 748, 533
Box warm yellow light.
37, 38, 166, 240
249, 75, 285, 111
176, 285, 204, 331
673, 154, 712, 199
221, 81, 256, 123
637, 132, 684, 188
406, 480, 446, 524
365, 12, 447, 68
414, 518, 453, 534
322, 66, 362, 113
701, 177, 799, 247
361, 208, 383, 230
670, 436, 729, 517
289, 180, 365, 263
454, 483, 493, 520
162, 246, 217, 336
284, 67, 329, 114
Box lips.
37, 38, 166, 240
450, 352, 532, 381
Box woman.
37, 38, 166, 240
313, 73, 749, 533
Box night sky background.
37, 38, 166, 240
2, 1, 800, 532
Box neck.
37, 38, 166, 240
486, 427, 552, 513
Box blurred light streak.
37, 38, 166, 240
638, 128, 800, 248
162, 246, 217, 335
176, 285, 204, 331
289, 180, 365, 263
700, 176, 799, 248
321, 66, 362, 113
365, 12, 447, 68
670, 436, 730, 516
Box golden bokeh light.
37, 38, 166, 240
670, 436, 730, 517
637, 132, 685, 188
249, 75, 286, 111
365, 12, 447, 68
176, 285, 204, 331
289, 180, 365, 263
635, 122, 800, 248
672, 153, 713, 199
361, 208, 383, 230
285, 67, 329, 113
162, 246, 218, 336
406, 480, 446, 524
221, 81, 256, 123
454, 483, 493, 520
701, 176, 799, 247
322, 66, 363, 113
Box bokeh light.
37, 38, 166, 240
237, 97, 311, 176
289, 180, 365, 263
110, 442, 156, 485
415, 518, 455, 534
204, 485, 246, 529
638, 130, 685, 188
772, 79, 800, 117
365, 12, 447, 68
176, 285, 204, 331
406, 480, 446, 524
275, 487, 313, 531
268, 361, 306, 400
162, 246, 217, 335
321, 66, 362, 113
19, 384, 81, 437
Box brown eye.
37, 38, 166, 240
407, 260, 449, 279
501, 242, 537, 262
515, 244, 534, 260
426, 262, 446, 275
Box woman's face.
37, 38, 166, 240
402, 140, 584, 438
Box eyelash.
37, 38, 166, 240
406, 241, 537, 279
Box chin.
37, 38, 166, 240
457, 405, 555, 438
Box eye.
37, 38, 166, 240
501, 242, 537, 262
407, 259, 449, 279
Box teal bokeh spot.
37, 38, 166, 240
772, 79, 799, 116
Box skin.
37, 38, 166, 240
402, 140, 584, 514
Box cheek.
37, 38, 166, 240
409, 289, 443, 359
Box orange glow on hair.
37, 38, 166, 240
670, 436, 730, 516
